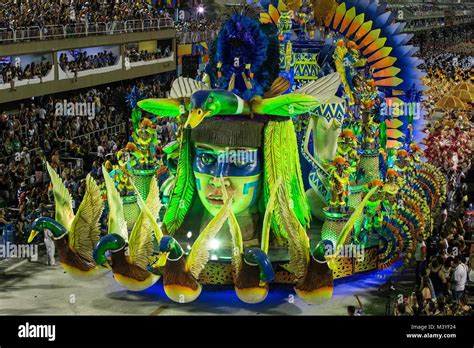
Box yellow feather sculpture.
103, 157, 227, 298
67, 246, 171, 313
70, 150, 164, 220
46, 162, 75, 231
220, 178, 243, 279
68, 175, 104, 262
186, 195, 233, 280
102, 166, 128, 241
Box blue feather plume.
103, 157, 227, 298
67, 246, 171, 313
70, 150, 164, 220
214, 14, 272, 100
126, 86, 144, 109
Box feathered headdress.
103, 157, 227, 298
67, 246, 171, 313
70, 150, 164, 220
386, 169, 399, 178
367, 179, 384, 188
410, 142, 422, 152
141, 118, 153, 128
340, 128, 357, 140
397, 149, 408, 158
332, 155, 348, 166
125, 142, 137, 152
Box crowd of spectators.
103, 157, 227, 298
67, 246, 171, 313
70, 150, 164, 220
0, 74, 177, 242
125, 46, 172, 63
402, 4, 442, 16
59, 50, 117, 74
0, 86, 127, 206
394, 3, 471, 16
176, 19, 221, 44
0, 0, 173, 31
387, 30, 473, 314
132, 74, 173, 99
396, 174, 473, 317
421, 47, 473, 82
0, 0, 225, 45
393, 288, 472, 316
419, 37, 473, 173
0, 60, 52, 90
406, 18, 445, 31
176, 19, 221, 33
398, 231, 472, 316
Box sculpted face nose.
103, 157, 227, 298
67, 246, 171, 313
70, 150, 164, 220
209, 176, 230, 188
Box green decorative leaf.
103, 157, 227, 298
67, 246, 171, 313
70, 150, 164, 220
163, 129, 195, 235
137, 98, 182, 117
253, 94, 320, 116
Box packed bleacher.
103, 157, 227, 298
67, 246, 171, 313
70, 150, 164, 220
125, 46, 172, 63
0, 74, 177, 228
424, 52, 473, 82
394, 187, 473, 316
176, 19, 221, 44
0, 0, 172, 30
0, 88, 124, 208
0, 0, 175, 44
396, 30, 474, 316
59, 50, 118, 73
0, 60, 53, 89
0, 0, 223, 45
391, 2, 472, 16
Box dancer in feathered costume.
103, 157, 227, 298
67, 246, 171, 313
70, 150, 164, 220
213, 14, 277, 100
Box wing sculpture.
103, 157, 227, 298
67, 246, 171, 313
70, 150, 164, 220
46, 162, 75, 231
68, 175, 104, 262
103, 166, 129, 241
295, 72, 341, 103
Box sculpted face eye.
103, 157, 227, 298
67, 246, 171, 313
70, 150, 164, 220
199, 152, 217, 166
232, 157, 251, 168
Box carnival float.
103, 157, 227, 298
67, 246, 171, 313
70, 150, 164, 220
28, 0, 447, 305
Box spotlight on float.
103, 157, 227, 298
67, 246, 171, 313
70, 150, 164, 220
197, 5, 204, 14
209, 239, 220, 250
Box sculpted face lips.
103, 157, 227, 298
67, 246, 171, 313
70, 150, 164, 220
206, 186, 236, 206
207, 196, 224, 205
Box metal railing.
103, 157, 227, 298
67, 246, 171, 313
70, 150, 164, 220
411, 10, 445, 18
0, 18, 174, 44
177, 29, 219, 44
0, 114, 126, 162
43, 25, 66, 40
61, 122, 126, 151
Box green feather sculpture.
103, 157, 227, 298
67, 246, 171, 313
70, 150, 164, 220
163, 129, 195, 235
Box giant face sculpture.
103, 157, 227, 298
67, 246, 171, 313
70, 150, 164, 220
193, 142, 261, 216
